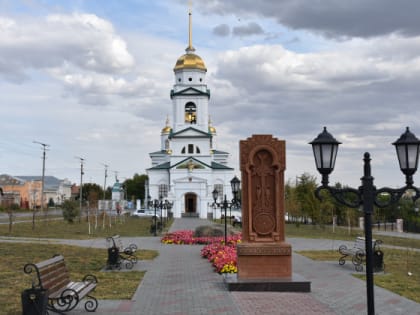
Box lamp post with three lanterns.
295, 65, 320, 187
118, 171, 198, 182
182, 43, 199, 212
212, 176, 241, 245
310, 126, 420, 315
148, 196, 173, 236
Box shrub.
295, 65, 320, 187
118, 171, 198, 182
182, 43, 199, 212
62, 200, 80, 223
194, 225, 224, 237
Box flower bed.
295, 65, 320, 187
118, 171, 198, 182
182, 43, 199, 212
201, 243, 238, 273
161, 230, 241, 246
161, 230, 241, 273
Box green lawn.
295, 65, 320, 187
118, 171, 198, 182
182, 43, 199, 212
298, 248, 420, 303
0, 215, 166, 315
285, 223, 420, 249
0, 215, 173, 239
0, 242, 158, 315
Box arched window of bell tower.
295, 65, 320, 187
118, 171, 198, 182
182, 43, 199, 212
185, 102, 197, 124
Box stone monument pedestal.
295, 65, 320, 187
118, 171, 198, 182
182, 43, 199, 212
225, 241, 310, 292
237, 242, 292, 279
224, 273, 310, 292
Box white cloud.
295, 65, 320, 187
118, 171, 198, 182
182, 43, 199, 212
3, 2, 420, 190
0, 13, 134, 83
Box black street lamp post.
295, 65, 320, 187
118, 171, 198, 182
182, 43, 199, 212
159, 195, 163, 232
163, 200, 173, 225
310, 126, 420, 315
149, 199, 159, 236
212, 176, 241, 245
148, 196, 173, 236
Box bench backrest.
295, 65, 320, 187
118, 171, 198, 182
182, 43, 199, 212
354, 237, 379, 250
106, 235, 121, 248
354, 237, 366, 249
25, 255, 71, 292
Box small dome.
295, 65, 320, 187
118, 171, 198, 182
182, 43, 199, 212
209, 126, 216, 134
161, 116, 172, 134
174, 53, 207, 72
162, 126, 172, 134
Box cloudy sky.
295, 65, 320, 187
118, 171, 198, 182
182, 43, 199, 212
2, 0, 420, 189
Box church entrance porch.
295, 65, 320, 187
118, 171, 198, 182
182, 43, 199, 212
182, 193, 199, 217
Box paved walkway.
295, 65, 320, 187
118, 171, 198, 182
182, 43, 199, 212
9, 219, 420, 314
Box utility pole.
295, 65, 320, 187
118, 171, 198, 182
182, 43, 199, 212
76, 157, 84, 222
33, 141, 50, 216
102, 164, 108, 200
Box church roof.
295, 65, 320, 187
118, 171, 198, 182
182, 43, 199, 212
174, 52, 207, 72
170, 87, 210, 99
149, 150, 167, 155
169, 127, 211, 139
147, 162, 171, 170
211, 161, 234, 170
213, 149, 229, 155
112, 181, 123, 192
147, 158, 233, 171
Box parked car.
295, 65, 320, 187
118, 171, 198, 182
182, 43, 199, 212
131, 209, 159, 219
232, 215, 242, 228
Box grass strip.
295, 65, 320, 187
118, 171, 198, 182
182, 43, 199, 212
0, 242, 158, 315
297, 248, 420, 303
0, 215, 173, 239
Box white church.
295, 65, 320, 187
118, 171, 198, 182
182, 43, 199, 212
147, 12, 236, 219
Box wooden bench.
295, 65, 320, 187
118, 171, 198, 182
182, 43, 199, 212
338, 236, 382, 271
24, 255, 98, 313
106, 235, 137, 270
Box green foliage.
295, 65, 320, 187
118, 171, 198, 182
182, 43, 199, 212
61, 200, 80, 223
123, 173, 148, 201
82, 183, 104, 202
10, 203, 20, 211
291, 173, 321, 224
48, 197, 55, 207
194, 225, 225, 237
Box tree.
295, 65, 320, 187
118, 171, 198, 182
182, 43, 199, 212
81, 183, 104, 202
285, 180, 301, 225
295, 173, 320, 224
123, 174, 148, 201
62, 200, 79, 223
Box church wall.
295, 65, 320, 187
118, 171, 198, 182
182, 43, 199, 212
170, 137, 211, 156
147, 170, 169, 200
174, 69, 206, 87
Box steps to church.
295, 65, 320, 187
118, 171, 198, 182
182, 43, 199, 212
181, 212, 199, 218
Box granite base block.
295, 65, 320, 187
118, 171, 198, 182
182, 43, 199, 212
223, 273, 311, 292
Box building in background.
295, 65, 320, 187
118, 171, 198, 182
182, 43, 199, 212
0, 174, 71, 208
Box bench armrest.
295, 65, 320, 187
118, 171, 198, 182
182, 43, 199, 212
83, 274, 98, 284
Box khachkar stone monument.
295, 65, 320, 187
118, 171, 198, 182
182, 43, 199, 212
225, 134, 310, 291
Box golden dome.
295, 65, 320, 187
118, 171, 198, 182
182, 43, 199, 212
162, 126, 172, 134
174, 53, 207, 71
161, 116, 172, 134
209, 126, 216, 134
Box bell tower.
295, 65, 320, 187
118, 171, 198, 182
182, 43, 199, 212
171, 9, 210, 133
147, 9, 234, 220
